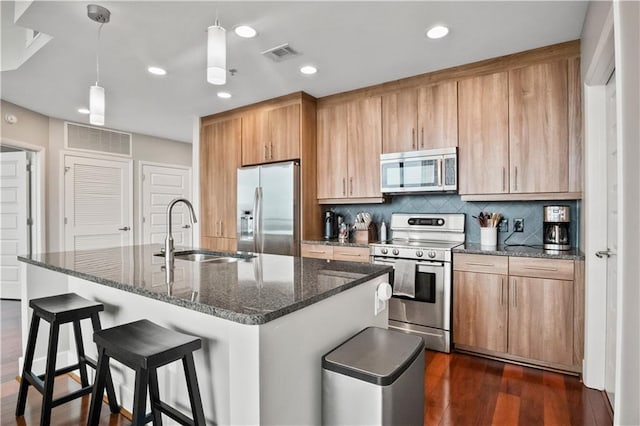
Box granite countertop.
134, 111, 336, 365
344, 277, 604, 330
18, 245, 392, 325
453, 243, 585, 260
302, 239, 372, 248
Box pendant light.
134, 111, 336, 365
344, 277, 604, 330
207, 13, 226, 85
87, 4, 110, 126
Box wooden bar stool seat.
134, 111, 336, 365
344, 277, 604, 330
15, 293, 119, 425
87, 319, 206, 426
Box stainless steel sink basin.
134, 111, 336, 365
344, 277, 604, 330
154, 249, 253, 264
175, 253, 239, 263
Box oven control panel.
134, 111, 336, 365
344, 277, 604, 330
370, 245, 451, 262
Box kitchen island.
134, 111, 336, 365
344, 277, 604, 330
18, 245, 392, 425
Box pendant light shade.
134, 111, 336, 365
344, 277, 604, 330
89, 84, 105, 126
207, 21, 226, 85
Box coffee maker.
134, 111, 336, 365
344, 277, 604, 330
543, 206, 571, 251
323, 211, 337, 239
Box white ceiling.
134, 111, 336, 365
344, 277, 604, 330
1, 1, 588, 143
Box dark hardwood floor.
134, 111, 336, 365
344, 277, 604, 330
1, 299, 612, 425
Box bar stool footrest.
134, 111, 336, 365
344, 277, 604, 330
51, 385, 93, 408
156, 400, 196, 426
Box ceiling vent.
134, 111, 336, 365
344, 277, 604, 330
261, 43, 299, 62
65, 122, 132, 157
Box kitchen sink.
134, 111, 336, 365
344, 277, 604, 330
154, 249, 253, 263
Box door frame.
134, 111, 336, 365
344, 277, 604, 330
0, 137, 45, 256
59, 150, 133, 252
137, 160, 193, 246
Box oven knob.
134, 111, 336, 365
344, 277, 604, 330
392, 249, 400, 256
416, 250, 424, 257
381, 248, 388, 255
427, 250, 437, 259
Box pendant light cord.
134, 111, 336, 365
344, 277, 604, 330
95, 23, 104, 85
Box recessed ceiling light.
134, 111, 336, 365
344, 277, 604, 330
147, 66, 167, 76
234, 25, 257, 38
217, 91, 232, 99
300, 65, 317, 75
78, 108, 90, 114
426, 25, 449, 39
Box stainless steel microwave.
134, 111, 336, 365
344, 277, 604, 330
380, 148, 457, 193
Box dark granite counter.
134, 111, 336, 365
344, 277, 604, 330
453, 243, 584, 260
18, 245, 392, 325
302, 239, 372, 248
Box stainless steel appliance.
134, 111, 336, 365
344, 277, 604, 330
370, 213, 465, 353
237, 161, 300, 256
324, 211, 337, 240
543, 205, 571, 251
380, 148, 457, 194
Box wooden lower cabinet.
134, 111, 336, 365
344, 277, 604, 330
453, 253, 581, 372
201, 237, 237, 252
453, 271, 507, 353
301, 243, 369, 263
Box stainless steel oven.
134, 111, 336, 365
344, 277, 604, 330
370, 213, 465, 353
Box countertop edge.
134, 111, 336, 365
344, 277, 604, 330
18, 256, 393, 325
452, 245, 585, 260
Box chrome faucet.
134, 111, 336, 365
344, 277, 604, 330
165, 198, 197, 272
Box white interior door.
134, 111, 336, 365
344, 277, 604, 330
64, 155, 132, 251
141, 163, 192, 247
0, 151, 28, 299
604, 72, 618, 407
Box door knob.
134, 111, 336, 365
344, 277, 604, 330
595, 249, 611, 258
118, 226, 130, 231
182, 224, 191, 229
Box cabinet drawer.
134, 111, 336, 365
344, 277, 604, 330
333, 247, 371, 263
301, 244, 334, 260
453, 253, 508, 275
509, 257, 574, 280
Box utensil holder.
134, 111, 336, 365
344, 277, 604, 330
480, 227, 497, 248
354, 225, 377, 244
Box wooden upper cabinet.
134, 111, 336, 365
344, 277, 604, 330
458, 72, 510, 195
242, 109, 269, 165
382, 89, 418, 153
269, 103, 300, 162
509, 60, 569, 193
417, 81, 458, 149
347, 96, 382, 198
317, 103, 348, 199
200, 117, 241, 239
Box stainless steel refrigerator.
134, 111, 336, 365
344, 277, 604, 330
237, 161, 300, 256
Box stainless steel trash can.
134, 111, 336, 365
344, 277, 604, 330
322, 327, 425, 425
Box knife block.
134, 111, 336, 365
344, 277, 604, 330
354, 224, 377, 243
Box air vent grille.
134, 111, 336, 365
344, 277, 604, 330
261, 43, 299, 62
65, 122, 131, 157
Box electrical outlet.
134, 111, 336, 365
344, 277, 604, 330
514, 218, 524, 232
498, 218, 508, 233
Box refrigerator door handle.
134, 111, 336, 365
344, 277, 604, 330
254, 187, 263, 253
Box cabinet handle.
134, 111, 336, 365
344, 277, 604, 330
270, 143, 274, 159
308, 250, 327, 254
512, 279, 517, 308
523, 266, 559, 272
337, 252, 362, 257
412, 128, 416, 149
421, 127, 425, 148
264, 144, 268, 160
465, 262, 495, 267
349, 177, 354, 196
342, 178, 346, 196
514, 167, 518, 191
500, 278, 505, 305
502, 167, 505, 192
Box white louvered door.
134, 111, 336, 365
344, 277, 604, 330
0, 151, 28, 299
64, 155, 132, 251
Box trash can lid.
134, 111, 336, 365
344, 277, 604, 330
322, 327, 424, 386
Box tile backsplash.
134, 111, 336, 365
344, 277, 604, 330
327, 194, 580, 247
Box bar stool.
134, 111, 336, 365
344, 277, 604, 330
15, 293, 120, 425
88, 319, 206, 426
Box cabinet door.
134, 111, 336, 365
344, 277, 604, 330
382, 89, 417, 153
200, 122, 225, 237
317, 103, 349, 199
242, 109, 269, 165
201, 237, 237, 252
509, 60, 569, 193
347, 97, 382, 198
269, 103, 300, 162
220, 118, 242, 238
458, 72, 509, 195
508, 276, 573, 366
417, 81, 458, 149
453, 271, 508, 352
